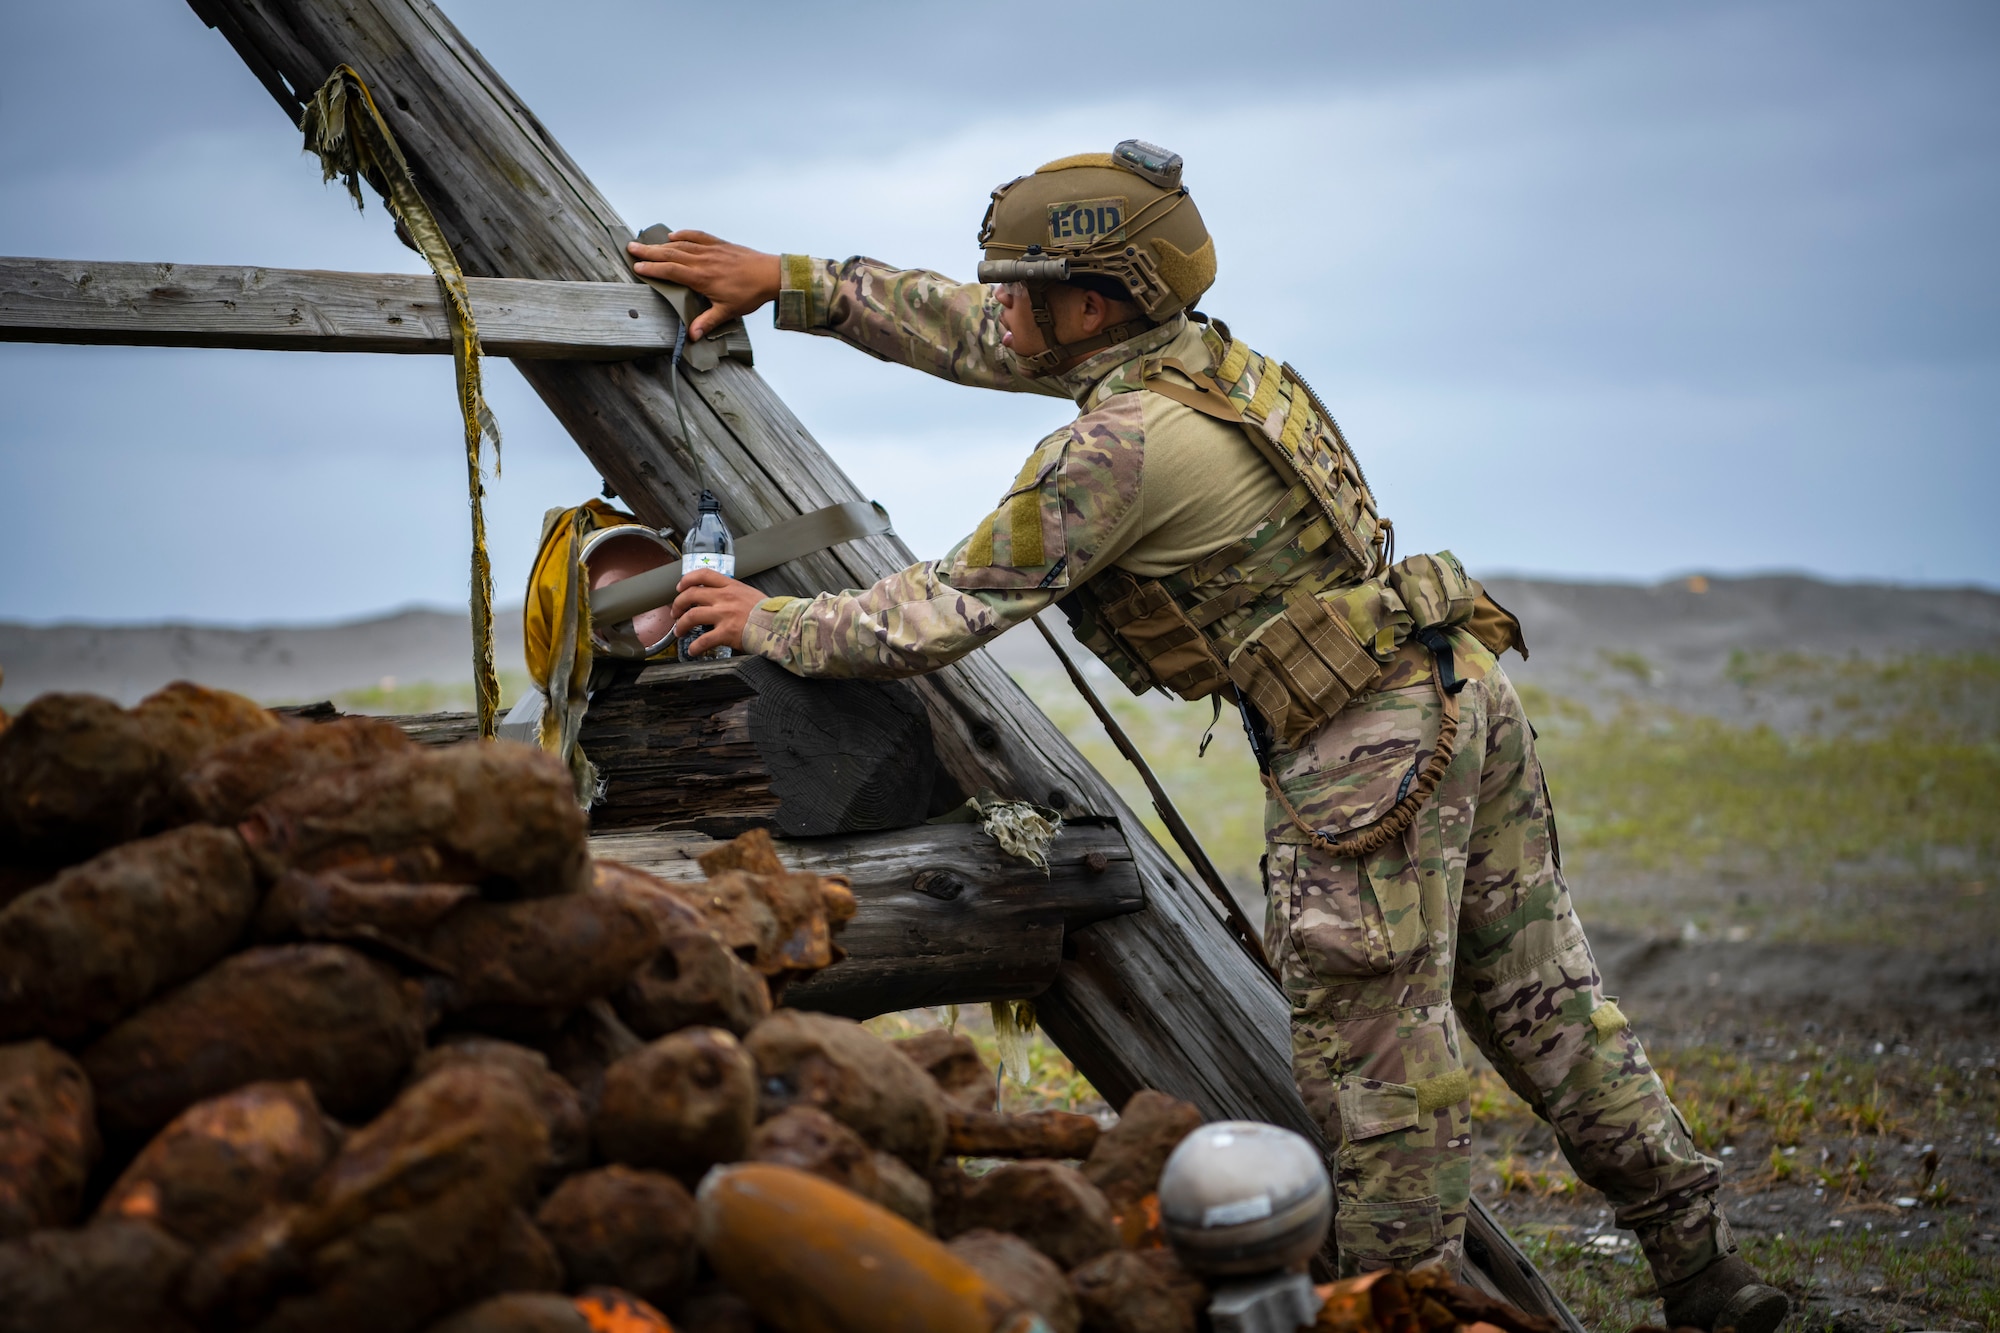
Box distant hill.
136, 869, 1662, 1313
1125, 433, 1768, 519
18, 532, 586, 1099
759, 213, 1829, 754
3, 575, 1996, 712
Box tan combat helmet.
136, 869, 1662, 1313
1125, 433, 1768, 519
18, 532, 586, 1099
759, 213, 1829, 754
977, 139, 1216, 373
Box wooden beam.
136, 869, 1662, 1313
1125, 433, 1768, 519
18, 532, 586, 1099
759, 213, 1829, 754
194, 5, 1573, 1318
0, 256, 679, 359
592, 821, 1145, 1018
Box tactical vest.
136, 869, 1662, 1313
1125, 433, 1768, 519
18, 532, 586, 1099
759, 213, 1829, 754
1061, 321, 1523, 748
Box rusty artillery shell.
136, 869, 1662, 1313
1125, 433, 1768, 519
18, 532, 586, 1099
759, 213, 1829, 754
0, 1219, 198, 1333
96, 1079, 339, 1247
415, 1039, 589, 1182
1080, 1090, 1202, 1210
0, 692, 170, 867
238, 742, 589, 899
0, 824, 257, 1042
695, 1162, 1023, 1333
255, 870, 477, 948
417, 883, 663, 1015
892, 1027, 998, 1113
179, 714, 413, 825
595, 1027, 756, 1185
83, 943, 429, 1141
950, 1161, 1119, 1271
744, 1010, 946, 1170
949, 1229, 1080, 1333
1069, 1249, 1203, 1333
130, 682, 280, 825
0, 1041, 98, 1241
535, 1166, 697, 1309
189, 1062, 549, 1333
746, 1105, 878, 1200
946, 1108, 1101, 1161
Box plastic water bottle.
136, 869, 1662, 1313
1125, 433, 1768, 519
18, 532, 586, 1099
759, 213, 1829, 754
678, 489, 735, 661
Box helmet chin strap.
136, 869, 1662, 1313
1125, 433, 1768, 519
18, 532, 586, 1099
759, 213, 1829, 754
1015, 280, 1152, 376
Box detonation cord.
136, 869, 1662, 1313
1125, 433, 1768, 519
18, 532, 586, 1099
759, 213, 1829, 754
1031, 615, 1274, 978
301, 66, 503, 740
1262, 630, 1464, 861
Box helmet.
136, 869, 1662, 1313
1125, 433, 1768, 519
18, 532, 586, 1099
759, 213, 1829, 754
977, 139, 1215, 371
1157, 1121, 1332, 1277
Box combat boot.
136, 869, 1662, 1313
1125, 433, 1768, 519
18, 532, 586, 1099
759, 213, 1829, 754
1658, 1254, 1788, 1333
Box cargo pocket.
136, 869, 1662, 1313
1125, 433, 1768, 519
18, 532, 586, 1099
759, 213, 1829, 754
1334, 1194, 1445, 1268
1276, 740, 1430, 983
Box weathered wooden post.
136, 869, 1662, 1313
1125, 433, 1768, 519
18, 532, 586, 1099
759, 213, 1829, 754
180, 2, 1578, 1316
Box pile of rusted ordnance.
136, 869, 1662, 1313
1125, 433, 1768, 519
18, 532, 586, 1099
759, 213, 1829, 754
0, 682, 1552, 1333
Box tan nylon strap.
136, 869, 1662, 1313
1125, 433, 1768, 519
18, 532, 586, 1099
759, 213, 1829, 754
1178, 483, 1312, 589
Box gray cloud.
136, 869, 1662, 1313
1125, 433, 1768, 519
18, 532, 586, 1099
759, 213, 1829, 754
1, 0, 1994, 625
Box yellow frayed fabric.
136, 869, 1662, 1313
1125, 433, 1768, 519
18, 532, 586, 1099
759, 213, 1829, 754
523, 498, 644, 803
302, 66, 504, 738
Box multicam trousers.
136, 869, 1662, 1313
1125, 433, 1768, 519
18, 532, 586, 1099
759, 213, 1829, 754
1263, 633, 1730, 1285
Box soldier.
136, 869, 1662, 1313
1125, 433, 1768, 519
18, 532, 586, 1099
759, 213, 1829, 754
632, 142, 1786, 1332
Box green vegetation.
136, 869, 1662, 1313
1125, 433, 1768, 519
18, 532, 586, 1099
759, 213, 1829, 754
1014, 651, 2000, 948
322, 670, 532, 717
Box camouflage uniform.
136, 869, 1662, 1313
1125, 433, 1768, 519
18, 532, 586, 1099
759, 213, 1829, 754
745, 255, 1730, 1285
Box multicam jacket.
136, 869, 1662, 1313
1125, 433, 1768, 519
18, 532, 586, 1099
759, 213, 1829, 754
742, 255, 1307, 681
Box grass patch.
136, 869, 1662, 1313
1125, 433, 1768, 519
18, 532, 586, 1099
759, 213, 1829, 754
1531, 702, 2000, 885
866, 1005, 1105, 1116
316, 671, 532, 717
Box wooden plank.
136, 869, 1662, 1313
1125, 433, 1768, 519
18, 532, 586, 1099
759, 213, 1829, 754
591, 821, 1144, 1017
0, 256, 679, 359
194, 5, 1573, 1317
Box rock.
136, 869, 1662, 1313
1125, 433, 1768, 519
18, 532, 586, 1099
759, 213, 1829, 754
178, 714, 413, 825
952, 1160, 1119, 1270
0, 1041, 98, 1240
595, 1028, 756, 1185
414, 1040, 589, 1182
1069, 1248, 1202, 1333
743, 1010, 946, 1169
949, 1229, 1081, 1333
0, 825, 257, 1042
95, 1080, 339, 1247
1081, 1090, 1202, 1209
237, 743, 589, 899
534, 1166, 697, 1309
891, 1027, 997, 1112
83, 943, 429, 1141
0, 1219, 197, 1333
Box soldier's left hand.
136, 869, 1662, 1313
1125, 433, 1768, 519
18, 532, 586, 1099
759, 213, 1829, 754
671, 568, 762, 655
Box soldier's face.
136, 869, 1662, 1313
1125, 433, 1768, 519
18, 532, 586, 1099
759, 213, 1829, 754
995, 281, 1091, 360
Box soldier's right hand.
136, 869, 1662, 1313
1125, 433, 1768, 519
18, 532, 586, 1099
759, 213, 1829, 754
627, 231, 782, 340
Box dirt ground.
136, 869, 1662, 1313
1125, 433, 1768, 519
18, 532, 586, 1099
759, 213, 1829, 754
1476, 926, 2000, 1332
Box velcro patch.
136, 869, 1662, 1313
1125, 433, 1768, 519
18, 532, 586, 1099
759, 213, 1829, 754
1047, 197, 1128, 245
1590, 998, 1630, 1039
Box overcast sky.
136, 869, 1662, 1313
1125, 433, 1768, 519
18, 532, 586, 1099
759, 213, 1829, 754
1, 1, 1995, 625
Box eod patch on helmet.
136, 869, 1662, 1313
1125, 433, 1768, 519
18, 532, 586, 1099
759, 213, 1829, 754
978, 139, 1217, 372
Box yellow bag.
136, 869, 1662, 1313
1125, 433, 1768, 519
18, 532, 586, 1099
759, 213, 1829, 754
523, 499, 673, 802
